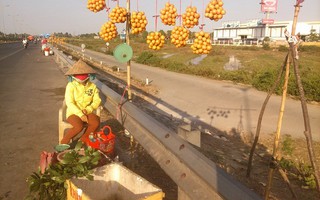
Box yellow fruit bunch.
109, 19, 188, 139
146, 32, 165, 50
205, 0, 226, 21
131, 11, 148, 34
160, 2, 178, 26
170, 26, 189, 48
87, 0, 106, 13
99, 21, 118, 42
109, 6, 127, 23
182, 6, 200, 29
191, 31, 212, 54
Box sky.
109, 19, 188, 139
0, 0, 319, 35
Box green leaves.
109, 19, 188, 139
78, 156, 91, 164
26, 142, 103, 199
75, 141, 84, 151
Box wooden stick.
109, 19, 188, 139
290, 44, 320, 192
291, 2, 320, 193
246, 53, 288, 177
264, 49, 291, 200
278, 167, 298, 199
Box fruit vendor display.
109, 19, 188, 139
205, 0, 226, 21
99, 21, 118, 42
87, 0, 106, 13
160, 2, 178, 26
191, 31, 212, 54
146, 32, 165, 50
109, 6, 127, 23
131, 11, 148, 34
170, 26, 189, 48
182, 6, 201, 29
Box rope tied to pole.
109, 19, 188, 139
116, 86, 129, 121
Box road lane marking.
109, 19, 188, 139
0, 48, 24, 61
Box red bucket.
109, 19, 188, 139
84, 126, 115, 156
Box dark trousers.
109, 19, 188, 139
61, 113, 100, 144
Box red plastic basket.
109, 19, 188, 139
84, 126, 115, 155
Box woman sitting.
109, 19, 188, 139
60, 59, 102, 144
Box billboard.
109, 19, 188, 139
296, 0, 305, 4
261, 0, 278, 12
262, 19, 275, 24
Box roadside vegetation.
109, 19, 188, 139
65, 34, 320, 103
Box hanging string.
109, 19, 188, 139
200, 0, 205, 31
155, 0, 157, 31
117, 0, 119, 6
136, 0, 139, 11
190, 0, 192, 7
153, 0, 159, 31
179, 0, 182, 26
116, 86, 128, 121
202, 0, 205, 25
106, 0, 110, 20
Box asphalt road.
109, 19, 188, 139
64, 43, 320, 141
0, 42, 67, 199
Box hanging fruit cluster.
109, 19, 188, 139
146, 32, 165, 50
182, 6, 200, 29
205, 0, 226, 21
191, 31, 212, 54
99, 21, 118, 42
87, 0, 106, 13
109, 6, 127, 23
131, 11, 148, 34
160, 2, 178, 26
170, 26, 189, 48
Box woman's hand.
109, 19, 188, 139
81, 115, 88, 123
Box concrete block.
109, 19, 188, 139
177, 124, 201, 147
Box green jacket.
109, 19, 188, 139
65, 80, 101, 118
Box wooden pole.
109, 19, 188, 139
264, 50, 291, 200
265, 2, 320, 198
246, 53, 287, 178
291, 2, 320, 192
290, 4, 320, 192
264, 2, 302, 198
291, 43, 320, 192
126, 0, 132, 100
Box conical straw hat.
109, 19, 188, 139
65, 59, 96, 75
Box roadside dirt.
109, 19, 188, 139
97, 69, 320, 200
101, 100, 320, 200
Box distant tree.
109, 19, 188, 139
263, 37, 270, 43
159, 29, 166, 38
64, 32, 72, 37
307, 29, 320, 42
189, 31, 195, 39
166, 30, 172, 39
142, 31, 148, 40
79, 33, 97, 38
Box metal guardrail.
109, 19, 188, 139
54, 48, 74, 67
53, 47, 262, 200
